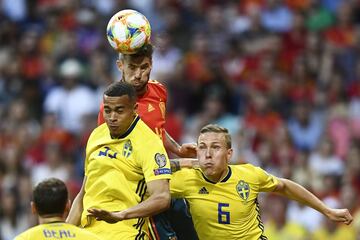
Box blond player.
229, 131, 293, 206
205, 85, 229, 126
91, 124, 353, 239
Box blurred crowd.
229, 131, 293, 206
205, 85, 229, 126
1, 0, 360, 239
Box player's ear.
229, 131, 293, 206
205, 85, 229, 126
134, 103, 138, 113
116, 59, 124, 71
64, 199, 71, 217
227, 148, 233, 163
30, 201, 37, 215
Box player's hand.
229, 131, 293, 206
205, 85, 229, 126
87, 208, 124, 224
326, 208, 353, 225
178, 143, 197, 158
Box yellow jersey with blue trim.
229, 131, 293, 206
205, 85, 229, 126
81, 116, 171, 239
170, 164, 279, 240
15, 222, 100, 240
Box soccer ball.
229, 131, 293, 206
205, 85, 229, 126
106, 9, 151, 54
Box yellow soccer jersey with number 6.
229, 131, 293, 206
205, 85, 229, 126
82, 116, 171, 239
170, 164, 279, 240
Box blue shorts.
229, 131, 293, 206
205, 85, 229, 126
149, 199, 198, 240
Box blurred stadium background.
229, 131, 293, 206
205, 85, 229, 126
0, 0, 360, 239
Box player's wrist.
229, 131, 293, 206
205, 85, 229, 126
115, 211, 126, 221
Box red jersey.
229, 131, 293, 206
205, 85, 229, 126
98, 80, 167, 140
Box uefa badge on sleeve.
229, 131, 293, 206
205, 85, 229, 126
153, 153, 171, 175
154, 153, 167, 168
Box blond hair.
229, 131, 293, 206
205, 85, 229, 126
199, 124, 232, 149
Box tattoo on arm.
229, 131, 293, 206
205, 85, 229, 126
170, 159, 181, 172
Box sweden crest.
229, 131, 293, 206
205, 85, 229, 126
123, 140, 133, 158
236, 180, 250, 201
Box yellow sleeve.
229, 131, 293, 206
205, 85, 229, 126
138, 141, 171, 183
84, 128, 98, 175
170, 169, 188, 198
14, 235, 25, 240
253, 166, 279, 192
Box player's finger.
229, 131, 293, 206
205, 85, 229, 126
87, 208, 104, 215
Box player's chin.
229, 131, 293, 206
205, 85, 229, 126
108, 126, 121, 136
203, 167, 216, 176
134, 83, 147, 91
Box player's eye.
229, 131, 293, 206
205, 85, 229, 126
104, 109, 111, 114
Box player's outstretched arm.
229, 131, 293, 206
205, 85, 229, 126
88, 179, 170, 223
164, 131, 197, 158
170, 158, 199, 172
66, 176, 87, 225
273, 178, 353, 225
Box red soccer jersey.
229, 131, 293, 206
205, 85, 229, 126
98, 80, 167, 140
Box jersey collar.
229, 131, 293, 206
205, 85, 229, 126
116, 115, 140, 139
200, 166, 232, 184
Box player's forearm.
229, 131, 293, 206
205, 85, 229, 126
164, 131, 182, 156
274, 178, 330, 216
66, 191, 84, 225
170, 158, 199, 172
120, 191, 171, 220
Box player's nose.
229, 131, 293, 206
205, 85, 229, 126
205, 148, 212, 158
109, 112, 118, 122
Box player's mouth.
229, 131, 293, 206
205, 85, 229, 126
203, 162, 214, 168
132, 79, 142, 85
108, 124, 119, 130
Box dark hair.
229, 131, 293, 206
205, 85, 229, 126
33, 178, 68, 216
119, 43, 154, 60
103, 81, 137, 102
199, 124, 232, 149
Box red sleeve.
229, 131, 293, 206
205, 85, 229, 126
149, 80, 167, 103
137, 80, 167, 141
98, 102, 105, 125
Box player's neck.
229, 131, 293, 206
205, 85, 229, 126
39, 216, 64, 224
111, 114, 138, 139
206, 167, 229, 183
136, 84, 148, 97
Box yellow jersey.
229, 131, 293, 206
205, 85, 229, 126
170, 164, 279, 240
15, 222, 100, 240
82, 116, 171, 239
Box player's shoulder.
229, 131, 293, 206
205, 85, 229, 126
133, 118, 162, 143
231, 163, 264, 178
148, 79, 165, 87
14, 225, 41, 240
148, 80, 167, 95
172, 168, 198, 182
231, 163, 257, 171
88, 123, 108, 141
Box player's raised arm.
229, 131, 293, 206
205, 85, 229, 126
66, 176, 87, 225
87, 179, 170, 223
164, 131, 197, 158
273, 178, 353, 225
